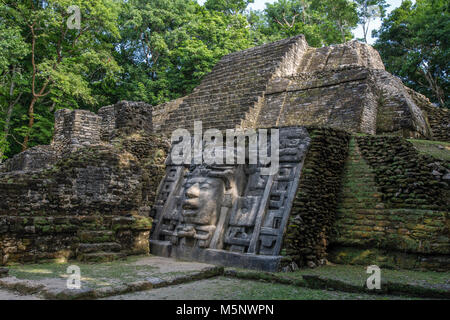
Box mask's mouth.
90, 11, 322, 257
182, 198, 199, 211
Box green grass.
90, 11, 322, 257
108, 277, 418, 300
408, 139, 450, 161
6, 257, 448, 299
277, 264, 449, 290
7, 256, 158, 289
225, 278, 415, 300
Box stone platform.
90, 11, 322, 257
0, 256, 448, 300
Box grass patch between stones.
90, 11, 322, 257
408, 139, 450, 161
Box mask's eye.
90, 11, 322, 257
200, 182, 212, 189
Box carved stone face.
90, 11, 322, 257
182, 176, 225, 226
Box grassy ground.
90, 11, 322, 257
6, 255, 212, 289
106, 277, 417, 300
408, 139, 450, 161
3, 257, 449, 299
7, 256, 150, 288
277, 264, 449, 289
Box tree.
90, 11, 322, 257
0, 24, 29, 162
355, 0, 389, 43
263, 0, 358, 47
0, 0, 121, 153
315, 0, 358, 43
374, 0, 449, 108
204, 0, 254, 15
115, 0, 254, 105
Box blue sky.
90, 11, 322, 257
198, 0, 412, 44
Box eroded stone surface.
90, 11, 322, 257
0, 36, 448, 273
0, 102, 167, 265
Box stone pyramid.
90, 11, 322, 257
154, 35, 436, 139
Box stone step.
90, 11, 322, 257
77, 242, 122, 254
77, 252, 125, 263
0, 268, 8, 278
78, 230, 115, 243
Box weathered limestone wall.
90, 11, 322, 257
407, 88, 450, 142
152, 98, 185, 133
372, 70, 431, 137
253, 42, 430, 138
260, 67, 377, 133
282, 128, 350, 270
98, 101, 153, 141
331, 137, 449, 271
0, 146, 152, 264
52, 109, 102, 153
1, 36, 447, 271
0, 102, 168, 265
0, 146, 58, 173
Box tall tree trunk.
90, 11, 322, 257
421, 68, 445, 107
0, 67, 21, 162
22, 23, 50, 151
22, 97, 37, 151
340, 25, 346, 43
363, 22, 368, 43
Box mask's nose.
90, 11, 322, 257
186, 183, 200, 198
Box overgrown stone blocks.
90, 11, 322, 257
99, 101, 153, 141
331, 136, 449, 271
0, 101, 168, 266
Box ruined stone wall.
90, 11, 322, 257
0, 146, 57, 173
247, 41, 431, 137
255, 68, 430, 138
372, 70, 431, 138
282, 128, 350, 270
260, 67, 376, 134
152, 98, 185, 133
0, 145, 149, 264
424, 105, 450, 142
331, 137, 449, 271
0, 103, 168, 265
98, 101, 153, 141
52, 109, 102, 153
407, 88, 450, 142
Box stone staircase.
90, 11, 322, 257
76, 230, 125, 263
334, 138, 385, 243
160, 36, 307, 134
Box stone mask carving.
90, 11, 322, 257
176, 169, 229, 247
182, 176, 224, 225
150, 127, 311, 270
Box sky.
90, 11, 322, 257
198, 0, 412, 44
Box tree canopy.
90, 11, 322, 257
374, 0, 449, 108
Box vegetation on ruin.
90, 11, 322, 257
374, 0, 449, 108
408, 139, 450, 161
